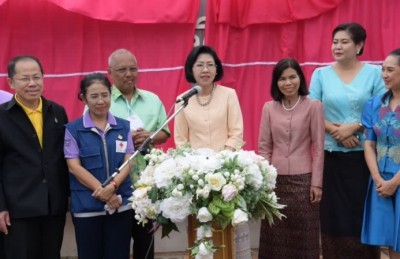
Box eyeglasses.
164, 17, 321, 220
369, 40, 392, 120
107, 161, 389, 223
111, 67, 138, 74
12, 75, 43, 84
193, 63, 217, 71
87, 93, 111, 102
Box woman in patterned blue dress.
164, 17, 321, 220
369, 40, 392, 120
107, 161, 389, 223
361, 48, 400, 258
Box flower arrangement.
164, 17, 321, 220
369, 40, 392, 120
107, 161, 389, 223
130, 146, 285, 258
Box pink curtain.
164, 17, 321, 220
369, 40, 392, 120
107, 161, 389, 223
47, 0, 198, 24
0, 0, 199, 149
205, 0, 400, 151
211, 0, 344, 27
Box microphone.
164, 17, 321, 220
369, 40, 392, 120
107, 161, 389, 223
175, 85, 202, 103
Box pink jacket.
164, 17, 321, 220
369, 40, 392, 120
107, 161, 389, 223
258, 97, 325, 187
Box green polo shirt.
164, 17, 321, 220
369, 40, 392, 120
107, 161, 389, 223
110, 86, 169, 134
109, 86, 170, 183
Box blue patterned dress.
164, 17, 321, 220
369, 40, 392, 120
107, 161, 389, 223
361, 94, 400, 251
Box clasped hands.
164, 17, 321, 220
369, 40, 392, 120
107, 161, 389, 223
92, 184, 121, 210
374, 178, 398, 198
132, 128, 151, 149
330, 123, 361, 148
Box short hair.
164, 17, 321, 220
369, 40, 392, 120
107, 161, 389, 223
108, 49, 137, 67
332, 22, 367, 56
7, 55, 44, 78
270, 58, 309, 102
184, 45, 223, 83
78, 73, 112, 100
382, 48, 400, 103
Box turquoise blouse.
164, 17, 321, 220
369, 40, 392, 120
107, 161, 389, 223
309, 63, 386, 152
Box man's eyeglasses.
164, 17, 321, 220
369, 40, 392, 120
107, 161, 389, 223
12, 75, 43, 84
111, 67, 138, 74
193, 63, 217, 71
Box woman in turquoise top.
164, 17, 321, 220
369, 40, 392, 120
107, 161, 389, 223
361, 49, 400, 258
309, 22, 386, 258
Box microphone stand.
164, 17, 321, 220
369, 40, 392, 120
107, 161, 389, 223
102, 98, 190, 187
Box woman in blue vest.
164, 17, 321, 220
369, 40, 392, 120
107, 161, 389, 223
64, 73, 134, 259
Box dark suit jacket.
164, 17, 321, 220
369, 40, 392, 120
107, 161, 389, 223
0, 96, 69, 218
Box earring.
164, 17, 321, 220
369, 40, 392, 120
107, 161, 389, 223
357, 49, 360, 55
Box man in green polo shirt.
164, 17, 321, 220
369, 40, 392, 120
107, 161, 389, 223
107, 49, 170, 259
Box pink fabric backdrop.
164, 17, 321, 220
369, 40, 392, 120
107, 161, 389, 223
1, 0, 399, 151
205, 0, 400, 150
0, 0, 199, 149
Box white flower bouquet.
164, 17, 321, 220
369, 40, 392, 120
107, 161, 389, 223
130, 146, 285, 258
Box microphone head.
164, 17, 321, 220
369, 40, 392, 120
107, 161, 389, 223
192, 85, 202, 94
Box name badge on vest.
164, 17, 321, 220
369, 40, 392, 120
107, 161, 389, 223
116, 140, 127, 153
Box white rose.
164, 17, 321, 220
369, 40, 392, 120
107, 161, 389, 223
154, 158, 183, 188
202, 186, 211, 199
232, 209, 249, 227
221, 184, 238, 201
197, 207, 213, 223
236, 150, 255, 166
195, 242, 213, 259
205, 173, 227, 191
196, 225, 213, 240
196, 188, 204, 199
190, 149, 222, 173
159, 195, 191, 223
247, 164, 263, 189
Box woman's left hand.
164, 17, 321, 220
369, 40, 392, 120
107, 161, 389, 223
376, 179, 398, 197
92, 184, 115, 202
331, 123, 358, 141
310, 186, 322, 204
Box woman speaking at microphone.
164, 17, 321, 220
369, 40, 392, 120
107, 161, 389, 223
174, 45, 243, 151
174, 45, 250, 258
64, 73, 134, 259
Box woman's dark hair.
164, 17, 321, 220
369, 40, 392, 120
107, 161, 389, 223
8, 55, 44, 78
78, 73, 112, 100
270, 58, 308, 101
332, 22, 367, 56
382, 48, 400, 103
184, 45, 224, 83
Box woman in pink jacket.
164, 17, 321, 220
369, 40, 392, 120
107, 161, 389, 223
258, 58, 325, 259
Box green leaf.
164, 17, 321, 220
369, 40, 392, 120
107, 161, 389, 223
234, 195, 247, 210
148, 186, 159, 203
160, 221, 179, 238
208, 202, 221, 216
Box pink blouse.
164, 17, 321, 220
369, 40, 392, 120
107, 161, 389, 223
174, 85, 243, 151
258, 97, 325, 187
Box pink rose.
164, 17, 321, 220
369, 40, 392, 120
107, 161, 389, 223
222, 184, 238, 201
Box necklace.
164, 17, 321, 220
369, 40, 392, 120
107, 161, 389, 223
282, 96, 301, 111
197, 84, 216, 106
